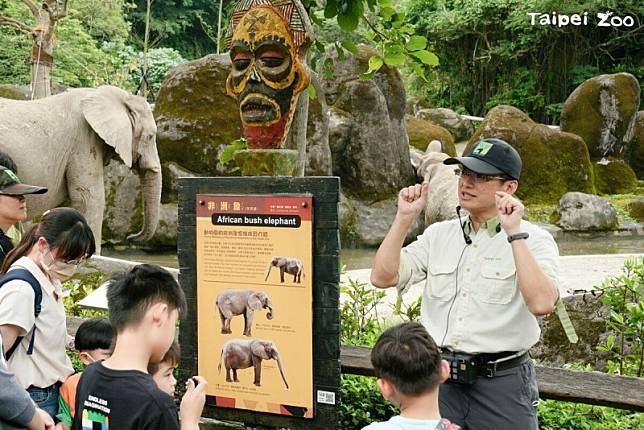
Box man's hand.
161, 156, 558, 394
179, 376, 206, 430
495, 191, 524, 235
397, 183, 429, 218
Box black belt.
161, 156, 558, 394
442, 349, 529, 378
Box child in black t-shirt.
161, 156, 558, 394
72, 264, 206, 430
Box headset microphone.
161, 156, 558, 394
456, 206, 472, 245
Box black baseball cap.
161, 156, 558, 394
444, 138, 522, 180
0, 166, 48, 195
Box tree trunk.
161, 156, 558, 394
30, 11, 54, 99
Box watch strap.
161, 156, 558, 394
507, 232, 529, 243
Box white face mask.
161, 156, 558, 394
39, 246, 82, 282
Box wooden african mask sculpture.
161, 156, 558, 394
226, 0, 312, 149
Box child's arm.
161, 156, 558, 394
179, 376, 206, 430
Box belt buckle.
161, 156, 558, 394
485, 361, 497, 378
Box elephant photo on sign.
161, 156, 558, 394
216, 289, 274, 336
0, 85, 161, 252
218, 339, 289, 389
265, 256, 304, 283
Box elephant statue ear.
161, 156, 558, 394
81, 86, 134, 168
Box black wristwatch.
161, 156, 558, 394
507, 232, 529, 243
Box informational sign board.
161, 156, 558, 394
196, 194, 313, 417
178, 177, 340, 430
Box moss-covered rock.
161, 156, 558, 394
626, 197, 644, 221
416, 108, 474, 142
161, 162, 197, 204
560, 73, 640, 160
550, 192, 619, 231
154, 54, 243, 180
465, 105, 595, 204
629, 111, 644, 178
405, 115, 456, 155
405, 96, 430, 115
305, 80, 332, 176
322, 45, 415, 200
593, 158, 638, 194
233, 149, 299, 176
0, 85, 28, 100
102, 159, 142, 244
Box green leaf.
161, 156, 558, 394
310, 12, 323, 26
368, 55, 383, 71
218, 138, 247, 165
307, 83, 317, 100
324, 0, 338, 19
383, 51, 405, 66
410, 61, 426, 81
380, 6, 396, 20
335, 42, 346, 61
359, 69, 376, 81
314, 40, 325, 54
406, 35, 427, 51
323, 57, 334, 80
411, 50, 439, 66
337, 11, 359, 32
341, 40, 359, 55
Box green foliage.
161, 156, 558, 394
406, 0, 644, 122
128, 47, 185, 100
340, 275, 385, 346
538, 399, 644, 430
595, 256, 643, 377
341, 374, 397, 428
217, 138, 248, 166
62, 272, 108, 319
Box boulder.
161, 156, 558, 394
416, 108, 474, 142
593, 158, 638, 194
0, 84, 28, 100
405, 96, 428, 115
560, 73, 640, 159
465, 105, 594, 204
626, 197, 644, 222
340, 193, 424, 247
322, 45, 415, 199
550, 192, 618, 231
531, 293, 611, 371
417, 142, 460, 226
102, 159, 142, 243
629, 111, 644, 178
161, 162, 197, 204
155, 54, 242, 178
305, 81, 332, 176
405, 115, 456, 155
141, 204, 178, 250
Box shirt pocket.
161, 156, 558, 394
478, 264, 516, 304
427, 262, 458, 302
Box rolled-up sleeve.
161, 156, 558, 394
0, 281, 36, 335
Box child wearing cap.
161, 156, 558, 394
0, 165, 48, 264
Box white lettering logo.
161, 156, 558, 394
528, 11, 634, 27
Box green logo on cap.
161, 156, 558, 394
472, 141, 493, 156
3, 169, 20, 183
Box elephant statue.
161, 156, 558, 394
216, 289, 274, 336
417, 140, 461, 226
218, 339, 289, 389
0, 85, 161, 252
265, 256, 304, 283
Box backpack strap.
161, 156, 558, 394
0, 269, 42, 359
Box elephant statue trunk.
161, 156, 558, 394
275, 352, 289, 389
265, 300, 274, 320
127, 168, 161, 242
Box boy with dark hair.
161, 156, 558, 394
57, 318, 114, 429
71, 264, 206, 430
148, 340, 181, 398
364, 322, 458, 430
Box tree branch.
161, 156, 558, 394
0, 13, 35, 35
20, 0, 39, 16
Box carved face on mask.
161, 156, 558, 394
226, 5, 309, 149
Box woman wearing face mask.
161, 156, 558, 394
0, 207, 95, 421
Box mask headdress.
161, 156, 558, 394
225, 0, 313, 149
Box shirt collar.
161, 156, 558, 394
12, 255, 60, 297
463, 215, 501, 237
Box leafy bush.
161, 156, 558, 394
128, 47, 186, 101
62, 271, 108, 319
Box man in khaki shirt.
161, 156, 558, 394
371, 138, 560, 430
